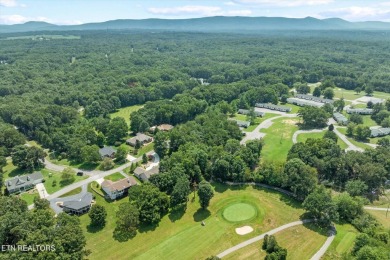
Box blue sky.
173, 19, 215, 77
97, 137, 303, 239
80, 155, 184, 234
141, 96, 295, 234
1, 0, 390, 25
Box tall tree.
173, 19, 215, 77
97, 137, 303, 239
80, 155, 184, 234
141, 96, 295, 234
197, 181, 214, 209
107, 117, 128, 144
170, 176, 191, 208
89, 204, 107, 227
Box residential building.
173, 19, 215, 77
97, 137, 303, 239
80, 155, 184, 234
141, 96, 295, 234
5, 172, 43, 194
99, 146, 116, 159
134, 165, 159, 182
101, 177, 137, 200
126, 133, 153, 147
63, 192, 93, 215
238, 109, 265, 117
295, 94, 334, 104
150, 124, 174, 132
287, 97, 324, 107
346, 108, 374, 115
333, 112, 349, 125
231, 119, 251, 128
255, 103, 292, 112
371, 128, 390, 138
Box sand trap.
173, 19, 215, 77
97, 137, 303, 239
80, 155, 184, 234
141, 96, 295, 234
236, 226, 254, 235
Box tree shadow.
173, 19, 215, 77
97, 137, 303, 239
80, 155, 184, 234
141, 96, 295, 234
193, 208, 211, 222
302, 221, 330, 237
168, 205, 186, 223
138, 222, 159, 233
8, 167, 26, 177
211, 182, 228, 193
113, 227, 137, 242
87, 224, 105, 233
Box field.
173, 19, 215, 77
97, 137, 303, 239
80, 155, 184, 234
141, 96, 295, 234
296, 131, 349, 150
224, 223, 327, 260
366, 210, 390, 229
110, 105, 143, 126
79, 183, 306, 260
104, 172, 125, 182
260, 117, 299, 162
322, 223, 358, 259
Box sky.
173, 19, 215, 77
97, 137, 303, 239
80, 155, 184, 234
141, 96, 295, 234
1, 0, 390, 25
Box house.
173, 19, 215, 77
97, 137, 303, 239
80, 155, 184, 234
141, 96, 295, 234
287, 97, 324, 107
63, 192, 93, 215
126, 133, 153, 147
231, 119, 250, 128
370, 128, 390, 138
5, 172, 43, 194
101, 177, 137, 200
346, 108, 374, 115
333, 112, 349, 125
255, 103, 292, 112
238, 109, 265, 117
134, 166, 160, 182
99, 146, 116, 159
150, 124, 174, 132
295, 94, 334, 104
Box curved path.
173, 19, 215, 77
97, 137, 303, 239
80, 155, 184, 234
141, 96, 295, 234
333, 127, 364, 152
217, 220, 314, 258
292, 129, 325, 144
310, 231, 336, 260
240, 113, 298, 145
364, 206, 390, 211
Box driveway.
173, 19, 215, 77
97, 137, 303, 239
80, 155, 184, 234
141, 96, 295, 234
36, 183, 49, 199
310, 230, 336, 260
333, 127, 364, 152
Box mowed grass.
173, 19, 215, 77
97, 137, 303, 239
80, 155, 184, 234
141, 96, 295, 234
79, 183, 305, 260
41, 169, 88, 194
322, 223, 358, 260
260, 117, 299, 162
58, 187, 82, 198
222, 203, 258, 222
110, 105, 143, 126
104, 172, 125, 182
225, 223, 327, 260
337, 128, 373, 150
296, 131, 349, 150
366, 210, 390, 229
19, 190, 39, 205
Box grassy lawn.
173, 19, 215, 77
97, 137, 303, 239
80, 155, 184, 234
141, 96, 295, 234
281, 103, 301, 114
260, 117, 299, 162
104, 172, 125, 182
110, 105, 143, 126
333, 88, 365, 100
19, 190, 39, 205
297, 131, 349, 150
362, 115, 378, 127
225, 223, 327, 260
41, 169, 88, 194
366, 210, 390, 229
79, 183, 305, 260
337, 128, 373, 150
322, 223, 358, 260
58, 187, 83, 198
50, 157, 99, 171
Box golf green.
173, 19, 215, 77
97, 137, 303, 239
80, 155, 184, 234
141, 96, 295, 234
222, 203, 257, 222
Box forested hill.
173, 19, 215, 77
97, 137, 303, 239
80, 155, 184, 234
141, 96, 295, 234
1, 16, 390, 33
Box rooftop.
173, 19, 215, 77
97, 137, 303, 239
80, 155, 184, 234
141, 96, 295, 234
101, 177, 137, 192
99, 146, 116, 157
5, 172, 43, 191
63, 192, 93, 210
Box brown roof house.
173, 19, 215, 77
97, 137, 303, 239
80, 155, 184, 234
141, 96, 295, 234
150, 124, 174, 132
126, 133, 153, 147
134, 166, 159, 182
101, 177, 137, 200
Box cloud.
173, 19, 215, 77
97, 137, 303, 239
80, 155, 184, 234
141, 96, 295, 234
319, 6, 390, 21
224, 1, 237, 6
234, 0, 334, 7
0, 0, 25, 7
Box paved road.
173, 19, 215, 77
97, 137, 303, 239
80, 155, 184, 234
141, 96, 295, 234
364, 206, 390, 211
292, 129, 325, 144
333, 127, 364, 152
310, 231, 336, 260
240, 113, 298, 145
217, 219, 314, 258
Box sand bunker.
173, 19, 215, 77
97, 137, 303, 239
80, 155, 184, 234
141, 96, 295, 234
236, 226, 254, 235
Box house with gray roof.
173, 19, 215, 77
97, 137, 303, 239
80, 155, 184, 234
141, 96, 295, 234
296, 94, 334, 104
134, 166, 160, 182
63, 192, 93, 215
346, 108, 374, 115
333, 112, 349, 125
255, 103, 292, 112
101, 177, 137, 200
5, 172, 43, 194
238, 109, 265, 117
371, 128, 390, 138
99, 146, 116, 159
287, 97, 324, 108
230, 119, 251, 128
126, 133, 153, 147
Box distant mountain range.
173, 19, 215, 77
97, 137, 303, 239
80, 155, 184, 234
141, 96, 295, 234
1, 16, 390, 33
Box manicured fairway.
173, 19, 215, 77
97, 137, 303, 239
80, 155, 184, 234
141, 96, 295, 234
224, 223, 327, 260
322, 224, 358, 260
79, 183, 305, 260
110, 105, 143, 126
222, 203, 258, 222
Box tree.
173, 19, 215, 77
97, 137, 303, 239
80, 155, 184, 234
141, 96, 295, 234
262, 234, 287, 260
354, 125, 370, 141
346, 123, 356, 136
89, 204, 107, 227
303, 185, 338, 226
355, 87, 362, 94
246, 108, 257, 125
313, 86, 321, 97
33, 197, 50, 210
81, 145, 101, 163
284, 158, 318, 200
96, 132, 105, 147
345, 180, 368, 197
61, 167, 76, 185
129, 183, 169, 224
107, 117, 128, 144
142, 153, 148, 164
333, 98, 345, 112
100, 157, 115, 170
322, 87, 335, 99
11, 145, 46, 171
349, 114, 363, 124
0, 156, 6, 173
381, 117, 390, 128
323, 130, 338, 143
114, 202, 139, 240
115, 145, 127, 163
365, 86, 374, 96
198, 181, 214, 209
170, 176, 191, 208
298, 107, 329, 128
334, 193, 364, 222
328, 124, 334, 131
367, 101, 374, 108
296, 84, 310, 94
